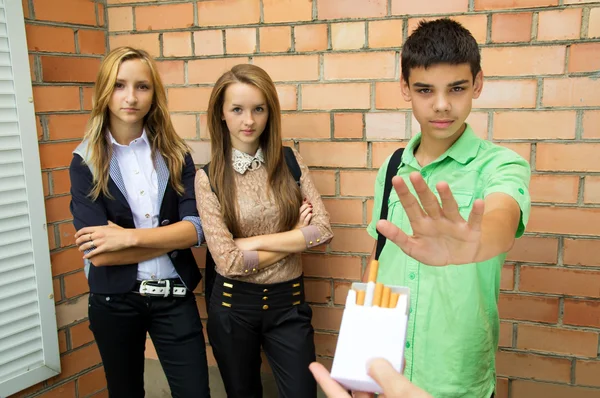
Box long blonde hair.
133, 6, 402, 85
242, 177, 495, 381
84, 46, 190, 200
207, 64, 301, 237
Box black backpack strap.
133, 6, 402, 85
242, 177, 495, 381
283, 146, 302, 186
375, 148, 404, 260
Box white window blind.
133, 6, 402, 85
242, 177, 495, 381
0, 0, 60, 396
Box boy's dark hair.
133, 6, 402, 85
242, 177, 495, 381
401, 18, 481, 84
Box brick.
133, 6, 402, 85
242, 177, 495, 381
498, 293, 559, 323
310, 170, 336, 196
41, 56, 100, 83
187, 57, 248, 85
331, 22, 365, 50
25, 25, 75, 53
77, 366, 106, 397
55, 294, 89, 328
135, 3, 194, 31
193, 30, 223, 56
259, 26, 292, 53
107, 6, 133, 32
499, 322, 513, 347
407, 15, 488, 44
520, 266, 600, 298
375, 82, 410, 110
334, 282, 352, 305
315, 332, 338, 356
482, 46, 565, 77
340, 171, 378, 196
295, 24, 328, 52
302, 254, 362, 279
538, 8, 582, 40
584, 177, 600, 204
58, 329, 67, 353
323, 198, 363, 225
495, 351, 571, 382
302, 83, 370, 110
188, 141, 211, 165
155, 60, 184, 85
263, 0, 312, 23
198, 0, 260, 26
324, 52, 395, 80
42, 172, 50, 197
501, 264, 514, 291
334, 113, 363, 139
33, 87, 80, 112
474, 80, 537, 109
52, 169, 72, 196
163, 32, 192, 57
536, 143, 600, 172
368, 20, 403, 49
518, 324, 598, 357
47, 114, 89, 141
39, 142, 79, 170
317, 0, 387, 19
33, 0, 96, 25
254, 55, 319, 82
281, 113, 330, 139
70, 320, 94, 349
276, 85, 297, 111
498, 143, 531, 162
109, 33, 160, 57
529, 174, 579, 204
225, 28, 256, 54
168, 87, 212, 112
576, 360, 600, 388
589, 8, 600, 38
528, 207, 600, 236
475, 0, 558, 10
496, 378, 509, 398
583, 111, 600, 138
564, 299, 600, 328
312, 306, 343, 331
30, 54, 37, 82
305, 279, 331, 304
22, 0, 30, 18
63, 270, 88, 299
299, 142, 367, 167
58, 222, 76, 248
97, 3, 105, 27
392, 0, 468, 14
50, 344, 102, 383
46, 196, 71, 225
329, 228, 373, 253
171, 114, 197, 139
52, 277, 61, 303
366, 113, 406, 140
492, 111, 576, 140
82, 88, 93, 111
491, 12, 533, 43
564, 239, 600, 267
569, 43, 600, 73
51, 247, 85, 277
36, 381, 76, 397
511, 379, 600, 398
78, 29, 106, 55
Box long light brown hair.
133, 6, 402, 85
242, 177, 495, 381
84, 46, 190, 200
207, 64, 301, 237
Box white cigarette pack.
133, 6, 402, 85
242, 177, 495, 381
330, 282, 410, 394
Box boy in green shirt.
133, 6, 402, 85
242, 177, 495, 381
364, 19, 531, 398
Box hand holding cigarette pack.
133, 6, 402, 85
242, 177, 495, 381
330, 259, 410, 393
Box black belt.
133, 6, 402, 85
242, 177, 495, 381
132, 278, 187, 298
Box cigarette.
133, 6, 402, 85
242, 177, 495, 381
367, 259, 379, 283
364, 281, 375, 306
372, 283, 383, 307
389, 292, 400, 309
356, 289, 366, 306
381, 286, 391, 308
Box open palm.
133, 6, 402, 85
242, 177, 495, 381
377, 173, 484, 266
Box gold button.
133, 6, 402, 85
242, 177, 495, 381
262, 304, 269, 310
252, 268, 257, 272
309, 241, 313, 245
245, 270, 248, 273
316, 238, 320, 243
262, 296, 268, 300
263, 288, 268, 293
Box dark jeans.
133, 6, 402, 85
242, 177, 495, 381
207, 274, 317, 398
88, 291, 210, 398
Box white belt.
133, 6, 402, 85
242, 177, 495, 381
137, 280, 187, 298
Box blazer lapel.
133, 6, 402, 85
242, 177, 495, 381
156, 151, 169, 208
109, 153, 129, 206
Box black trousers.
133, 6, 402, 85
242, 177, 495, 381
88, 290, 210, 398
207, 274, 317, 398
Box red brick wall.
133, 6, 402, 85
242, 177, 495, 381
17, 0, 600, 397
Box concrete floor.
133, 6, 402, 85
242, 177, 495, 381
144, 359, 327, 398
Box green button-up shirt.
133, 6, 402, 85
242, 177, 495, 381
367, 125, 531, 398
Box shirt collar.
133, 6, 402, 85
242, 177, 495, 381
107, 128, 150, 148
401, 123, 480, 168
232, 147, 265, 175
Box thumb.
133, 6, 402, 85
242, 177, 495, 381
367, 359, 430, 398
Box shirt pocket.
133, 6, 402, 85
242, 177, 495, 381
452, 191, 474, 220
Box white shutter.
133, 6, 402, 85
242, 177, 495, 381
0, 0, 60, 396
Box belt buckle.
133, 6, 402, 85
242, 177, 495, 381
139, 279, 171, 297
139, 280, 151, 296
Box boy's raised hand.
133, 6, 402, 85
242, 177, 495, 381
377, 172, 485, 266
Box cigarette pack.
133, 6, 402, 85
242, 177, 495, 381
330, 282, 410, 394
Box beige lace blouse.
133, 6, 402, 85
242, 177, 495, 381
194, 147, 334, 284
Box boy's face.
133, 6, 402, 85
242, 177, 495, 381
401, 63, 483, 140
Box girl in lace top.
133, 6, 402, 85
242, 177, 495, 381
195, 64, 333, 398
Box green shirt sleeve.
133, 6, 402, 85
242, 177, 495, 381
367, 155, 391, 240
482, 154, 532, 238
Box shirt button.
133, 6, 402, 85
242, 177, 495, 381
145, 214, 150, 218
151, 274, 156, 280
409, 272, 416, 280
409, 307, 413, 314
140, 190, 145, 196
420, 170, 427, 177
134, 170, 140, 175
406, 341, 411, 349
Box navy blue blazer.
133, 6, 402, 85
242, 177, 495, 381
69, 140, 203, 294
